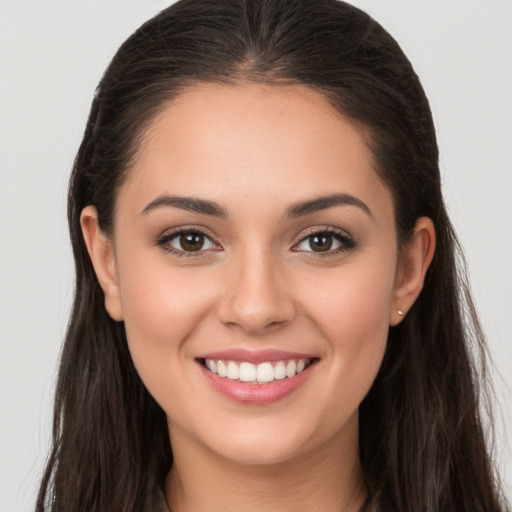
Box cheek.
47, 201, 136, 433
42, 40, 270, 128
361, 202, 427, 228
300, 255, 396, 340
115, 246, 213, 376
296, 255, 395, 406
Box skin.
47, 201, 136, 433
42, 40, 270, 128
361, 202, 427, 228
81, 83, 435, 512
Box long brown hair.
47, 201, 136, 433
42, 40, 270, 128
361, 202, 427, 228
37, 1, 508, 510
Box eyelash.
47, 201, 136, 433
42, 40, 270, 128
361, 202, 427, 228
155, 226, 355, 258
156, 227, 219, 258
292, 227, 355, 257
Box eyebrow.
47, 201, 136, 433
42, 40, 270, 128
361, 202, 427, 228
141, 192, 372, 219
141, 195, 229, 217
286, 193, 372, 218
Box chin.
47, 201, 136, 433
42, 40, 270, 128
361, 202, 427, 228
196, 411, 355, 467
214, 436, 308, 466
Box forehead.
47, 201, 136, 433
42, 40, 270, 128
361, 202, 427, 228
118, 82, 392, 222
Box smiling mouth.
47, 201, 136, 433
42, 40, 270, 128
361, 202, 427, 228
200, 358, 317, 385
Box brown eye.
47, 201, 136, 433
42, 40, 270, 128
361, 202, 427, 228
309, 234, 333, 252
294, 229, 354, 255
165, 231, 216, 253
179, 233, 205, 251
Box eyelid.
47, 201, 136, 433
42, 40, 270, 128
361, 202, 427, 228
154, 224, 355, 257
297, 225, 352, 240
292, 226, 355, 255
155, 225, 222, 256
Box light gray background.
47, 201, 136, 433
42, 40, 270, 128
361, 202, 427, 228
1, 1, 510, 510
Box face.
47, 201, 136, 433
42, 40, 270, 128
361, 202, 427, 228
88, 83, 407, 465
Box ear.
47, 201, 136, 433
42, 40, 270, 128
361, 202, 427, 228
390, 217, 436, 326
80, 205, 124, 321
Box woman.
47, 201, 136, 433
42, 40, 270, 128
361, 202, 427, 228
36, 0, 509, 510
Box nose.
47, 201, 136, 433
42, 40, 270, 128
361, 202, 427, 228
217, 249, 297, 335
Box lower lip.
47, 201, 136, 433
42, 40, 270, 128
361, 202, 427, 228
199, 361, 316, 404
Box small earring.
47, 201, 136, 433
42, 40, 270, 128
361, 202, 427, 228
397, 309, 405, 316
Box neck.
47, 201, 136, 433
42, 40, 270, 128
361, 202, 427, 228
165, 417, 366, 512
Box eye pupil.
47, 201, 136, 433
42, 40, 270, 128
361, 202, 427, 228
310, 234, 332, 252
180, 233, 204, 251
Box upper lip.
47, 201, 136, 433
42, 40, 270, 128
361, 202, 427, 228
197, 348, 317, 364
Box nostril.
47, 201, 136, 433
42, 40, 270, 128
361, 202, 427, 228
217, 291, 297, 333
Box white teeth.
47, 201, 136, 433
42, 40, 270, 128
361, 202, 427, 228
285, 360, 296, 378
239, 362, 256, 382
207, 359, 217, 374
204, 358, 311, 384
227, 361, 239, 380
217, 360, 227, 378
256, 362, 274, 383
274, 361, 286, 380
